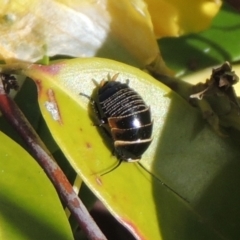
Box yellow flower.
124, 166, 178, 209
0, 0, 222, 67
146, 0, 222, 37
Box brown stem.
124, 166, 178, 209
0, 80, 107, 240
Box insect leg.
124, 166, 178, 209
100, 159, 123, 176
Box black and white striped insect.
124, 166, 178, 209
81, 74, 188, 202
80, 73, 153, 174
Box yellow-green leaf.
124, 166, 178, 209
10, 57, 239, 239
1, 58, 239, 239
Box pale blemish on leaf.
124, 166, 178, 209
45, 89, 62, 124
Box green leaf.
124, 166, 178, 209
13, 57, 240, 239
159, 3, 240, 75
0, 131, 74, 240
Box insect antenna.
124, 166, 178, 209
100, 159, 123, 176
138, 162, 189, 203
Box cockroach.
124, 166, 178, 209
80, 73, 153, 174
80, 74, 187, 202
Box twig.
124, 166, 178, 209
0, 76, 107, 240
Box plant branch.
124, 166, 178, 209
0, 76, 107, 240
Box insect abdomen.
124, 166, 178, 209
98, 81, 153, 161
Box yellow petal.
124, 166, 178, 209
146, 0, 222, 37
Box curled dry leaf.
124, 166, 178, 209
186, 62, 240, 135
190, 62, 239, 107
0, 73, 19, 94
